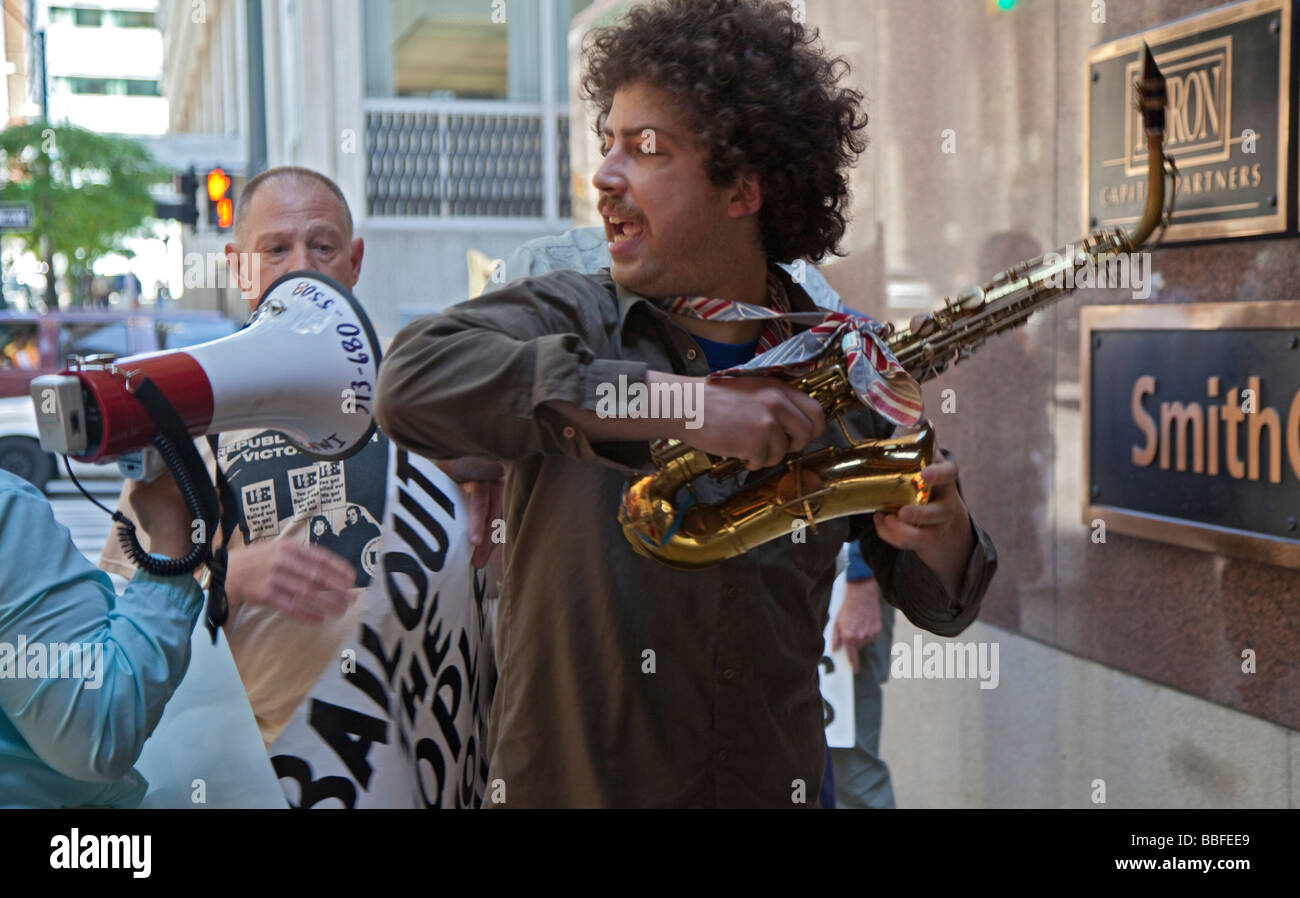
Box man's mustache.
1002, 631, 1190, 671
598, 202, 644, 221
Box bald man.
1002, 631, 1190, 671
101, 168, 373, 748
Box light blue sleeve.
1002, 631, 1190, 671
0, 473, 204, 783
503, 226, 612, 281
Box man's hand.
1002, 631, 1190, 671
873, 457, 975, 599
832, 577, 883, 675
126, 472, 197, 560
549, 371, 825, 470
683, 375, 826, 470
224, 539, 357, 623
435, 458, 506, 569
460, 478, 504, 568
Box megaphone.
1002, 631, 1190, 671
30, 271, 382, 465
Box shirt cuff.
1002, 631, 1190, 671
861, 511, 997, 638
845, 542, 874, 581
126, 568, 206, 617
532, 350, 652, 475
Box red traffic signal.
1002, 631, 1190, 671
215, 197, 233, 229
206, 167, 234, 230
206, 167, 230, 202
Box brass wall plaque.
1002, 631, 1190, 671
1085, 0, 1292, 241
1081, 302, 1300, 570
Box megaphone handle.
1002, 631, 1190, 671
112, 377, 227, 641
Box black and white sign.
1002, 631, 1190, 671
268, 447, 492, 807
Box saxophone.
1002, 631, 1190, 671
620, 46, 1172, 569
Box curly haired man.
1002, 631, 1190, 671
377, 0, 996, 808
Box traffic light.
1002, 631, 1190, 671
153, 167, 199, 226
986, 0, 1020, 11
206, 167, 233, 230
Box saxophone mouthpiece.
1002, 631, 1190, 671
1138, 43, 1166, 136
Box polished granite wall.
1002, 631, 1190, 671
814, 0, 1300, 730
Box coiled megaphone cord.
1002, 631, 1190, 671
113, 432, 211, 577
60, 374, 228, 641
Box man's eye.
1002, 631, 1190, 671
599, 142, 612, 157
314, 244, 334, 253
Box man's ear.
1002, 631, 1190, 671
348, 236, 365, 288
726, 171, 763, 219
224, 242, 241, 281
226, 241, 262, 311
222, 242, 249, 302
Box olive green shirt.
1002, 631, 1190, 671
376, 266, 997, 808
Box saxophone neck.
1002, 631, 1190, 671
1125, 44, 1168, 251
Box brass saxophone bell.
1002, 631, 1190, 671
619, 419, 936, 570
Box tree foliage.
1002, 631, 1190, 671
0, 123, 168, 303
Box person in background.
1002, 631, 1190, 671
830, 544, 896, 808
3, 329, 38, 370
101, 166, 497, 808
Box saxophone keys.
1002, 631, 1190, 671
775, 468, 826, 516
954, 285, 985, 312
909, 313, 937, 338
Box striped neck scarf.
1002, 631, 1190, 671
655, 271, 924, 426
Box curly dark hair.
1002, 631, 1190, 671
581, 0, 868, 263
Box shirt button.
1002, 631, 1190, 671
717, 750, 728, 762
723, 668, 735, 680
562, 425, 576, 439
685, 348, 698, 361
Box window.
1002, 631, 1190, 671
0, 323, 40, 371
73, 7, 104, 27
156, 318, 238, 350
113, 10, 156, 28
58, 322, 128, 361
366, 0, 514, 100
57, 78, 161, 97
64, 77, 110, 95
48, 6, 74, 25
124, 79, 161, 97
362, 0, 590, 220
364, 0, 592, 101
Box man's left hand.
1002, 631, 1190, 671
461, 478, 504, 569
435, 458, 505, 569
872, 458, 975, 598
873, 459, 966, 551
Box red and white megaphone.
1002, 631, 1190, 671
30, 271, 382, 465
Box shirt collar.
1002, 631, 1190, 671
607, 263, 821, 333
